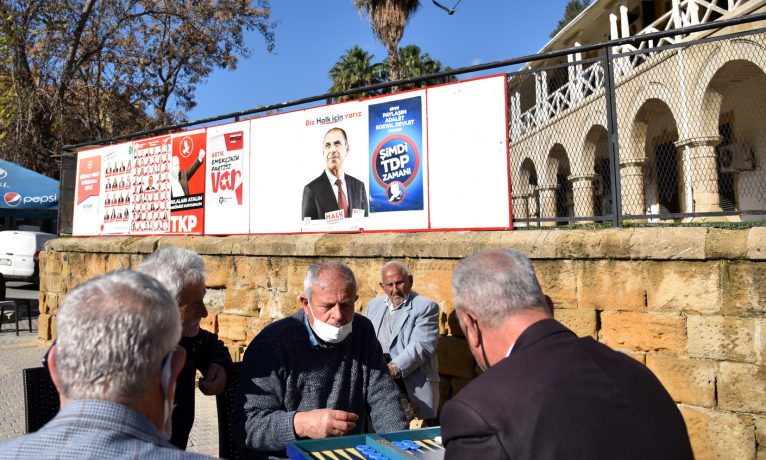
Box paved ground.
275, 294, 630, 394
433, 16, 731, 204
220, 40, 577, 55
0, 311, 221, 457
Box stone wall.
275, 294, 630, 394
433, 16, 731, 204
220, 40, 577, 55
39, 228, 766, 460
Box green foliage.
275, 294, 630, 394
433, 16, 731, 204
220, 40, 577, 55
550, 0, 592, 38
327, 44, 455, 102
0, 0, 276, 177
352, 0, 421, 82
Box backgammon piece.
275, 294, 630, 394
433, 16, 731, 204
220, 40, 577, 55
345, 447, 367, 459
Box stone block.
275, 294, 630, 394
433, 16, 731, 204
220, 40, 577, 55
687, 316, 756, 363
37, 313, 53, 341
553, 308, 597, 338
202, 255, 234, 288
577, 260, 646, 311
40, 252, 62, 276
629, 227, 707, 260
748, 227, 766, 260
718, 362, 766, 413
723, 262, 766, 316
755, 416, 766, 453
437, 336, 475, 379
620, 349, 646, 364
204, 289, 226, 315
104, 253, 130, 272
645, 261, 721, 314
705, 228, 748, 259
218, 314, 248, 342
408, 259, 457, 313
645, 354, 716, 407
535, 260, 577, 309
601, 312, 686, 353
680, 405, 755, 460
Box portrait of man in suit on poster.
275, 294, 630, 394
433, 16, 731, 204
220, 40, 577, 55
301, 126, 369, 221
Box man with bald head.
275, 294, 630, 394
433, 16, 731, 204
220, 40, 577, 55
365, 261, 440, 424
301, 127, 369, 221
235, 262, 406, 459
441, 249, 693, 460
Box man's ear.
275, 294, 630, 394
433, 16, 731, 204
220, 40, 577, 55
460, 311, 482, 349
47, 345, 62, 393
544, 295, 554, 315
164, 347, 187, 402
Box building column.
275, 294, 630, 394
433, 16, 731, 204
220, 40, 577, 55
538, 185, 558, 227
675, 135, 722, 213
511, 193, 530, 227
620, 157, 647, 217
569, 174, 598, 223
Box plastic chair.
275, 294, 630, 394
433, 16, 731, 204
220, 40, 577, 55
0, 300, 33, 335
23, 366, 60, 433
216, 361, 243, 460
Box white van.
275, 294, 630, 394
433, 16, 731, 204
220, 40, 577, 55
0, 231, 56, 284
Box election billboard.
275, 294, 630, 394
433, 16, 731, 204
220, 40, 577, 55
72, 148, 104, 236
205, 121, 250, 235
427, 75, 510, 229
168, 128, 206, 234
131, 135, 171, 234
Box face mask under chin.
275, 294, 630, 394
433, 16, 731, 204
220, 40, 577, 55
309, 303, 353, 343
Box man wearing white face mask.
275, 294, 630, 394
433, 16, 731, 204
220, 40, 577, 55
0, 270, 214, 459
234, 262, 407, 459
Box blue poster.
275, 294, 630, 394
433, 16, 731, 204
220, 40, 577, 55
368, 96, 424, 212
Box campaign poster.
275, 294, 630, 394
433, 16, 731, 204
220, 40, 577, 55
250, 100, 369, 234
72, 149, 103, 236
368, 95, 425, 212
205, 121, 249, 235
426, 75, 511, 229
168, 128, 206, 235
131, 135, 171, 235
99, 142, 133, 235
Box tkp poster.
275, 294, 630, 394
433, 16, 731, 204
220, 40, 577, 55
204, 121, 250, 234
368, 95, 425, 213
168, 128, 206, 234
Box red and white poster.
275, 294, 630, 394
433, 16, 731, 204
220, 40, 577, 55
131, 135, 171, 234
168, 129, 206, 234
72, 148, 104, 236
205, 121, 249, 234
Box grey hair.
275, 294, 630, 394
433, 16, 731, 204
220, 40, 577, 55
303, 262, 357, 301
381, 260, 411, 279
139, 247, 205, 303
55, 270, 181, 401
452, 249, 547, 326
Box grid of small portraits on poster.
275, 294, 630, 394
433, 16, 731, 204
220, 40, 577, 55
103, 159, 132, 223
131, 145, 171, 233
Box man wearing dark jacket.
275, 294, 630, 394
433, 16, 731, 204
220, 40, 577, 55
442, 249, 694, 460
140, 247, 232, 449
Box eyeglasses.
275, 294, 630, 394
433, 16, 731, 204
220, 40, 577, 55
41, 339, 56, 370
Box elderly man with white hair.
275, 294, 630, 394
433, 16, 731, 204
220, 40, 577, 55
140, 246, 231, 450
0, 270, 213, 459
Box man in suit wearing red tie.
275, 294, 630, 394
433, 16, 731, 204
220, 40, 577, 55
302, 127, 369, 221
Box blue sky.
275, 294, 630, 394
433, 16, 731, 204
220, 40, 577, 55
187, 1, 572, 121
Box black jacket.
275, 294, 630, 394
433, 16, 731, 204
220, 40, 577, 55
171, 329, 232, 449
301, 172, 369, 220
441, 319, 693, 460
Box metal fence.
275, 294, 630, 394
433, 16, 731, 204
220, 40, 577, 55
61, 13, 766, 233
509, 17, 766, 227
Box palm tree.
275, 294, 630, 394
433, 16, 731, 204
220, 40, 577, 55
389, 44, 456, 90
328, 45, 385, 102
353, 0, 421, 83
